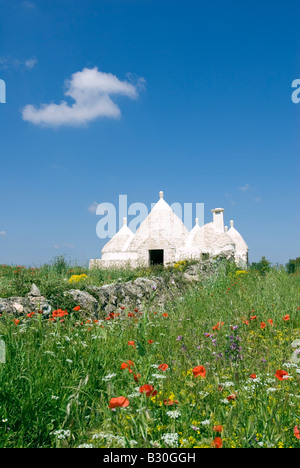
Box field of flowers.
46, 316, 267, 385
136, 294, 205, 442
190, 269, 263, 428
0, 263, 299, 448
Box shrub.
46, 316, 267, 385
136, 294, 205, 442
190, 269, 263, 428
286, 257, 300, 274
250, 256, 272, 275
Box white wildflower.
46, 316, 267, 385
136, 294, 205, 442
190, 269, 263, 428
51, 429, 71, 440
152, 373, 167, 379
102, 373, 117, 382
200, 419, 210, 426
166, 410, 181, 419
161, 432, 179, 447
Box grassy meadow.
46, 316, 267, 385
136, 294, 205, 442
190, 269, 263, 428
0, 260, 299, 448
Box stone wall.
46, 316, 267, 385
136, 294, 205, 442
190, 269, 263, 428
0, 259, 231, 320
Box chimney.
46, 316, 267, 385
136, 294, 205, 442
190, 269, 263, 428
211, 208, 225, 232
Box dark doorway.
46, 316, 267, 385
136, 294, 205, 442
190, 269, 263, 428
149, 249, 164, 266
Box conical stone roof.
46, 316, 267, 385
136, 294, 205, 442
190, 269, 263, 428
227, 220, 248, 252
127, 191, 189, 252
102, 218, 134, 254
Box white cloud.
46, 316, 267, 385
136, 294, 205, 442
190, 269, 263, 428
22, 67, 145, 127
53, 243, 75, 250
88, 202, 99, 214
24, 58, 37, 70
0, 56, 37, 71
239, 184, 251, 192
0, 231, 7, 237
225, 193, 236, 205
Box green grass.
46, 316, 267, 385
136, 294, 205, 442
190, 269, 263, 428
0, 264, 299, 448
0, 256, 177, 303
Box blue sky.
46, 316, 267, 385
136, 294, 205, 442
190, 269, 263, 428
0, 0, 299, 267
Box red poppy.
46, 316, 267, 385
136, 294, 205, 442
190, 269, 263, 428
120, 360, 135, 373
193, 365, 206, 378
211, 437, 223, 448
139, 384, 158, 397
250, 316, 257, 320
134, 373, 141, 382
108, 397, 129, 409
275, 369, 289, 381
162, 313, 168, 318
212, 425, 223, 433
128, 341, 135, 347
73, 306, 81, 311
260, 322, 266, 329
148, 340, 154, 344
250, 374, 257, 380
108, 312, 118, 319
268, 319, 274, 326
52, 309, 68, 318
158, 363, 169, 372
226, 393, 238, 401
13, 319, 20, 325
212, 322, 224, 331
294, 425, 300, 440
282, 314, 290, 321
164, 399, 179, 406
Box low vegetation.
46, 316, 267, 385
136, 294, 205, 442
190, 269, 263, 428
0, 257, 299, 448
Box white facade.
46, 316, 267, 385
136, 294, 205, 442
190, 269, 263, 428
89, 192, 248, 269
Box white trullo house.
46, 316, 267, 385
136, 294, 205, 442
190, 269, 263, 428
89, 191, 248, 269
